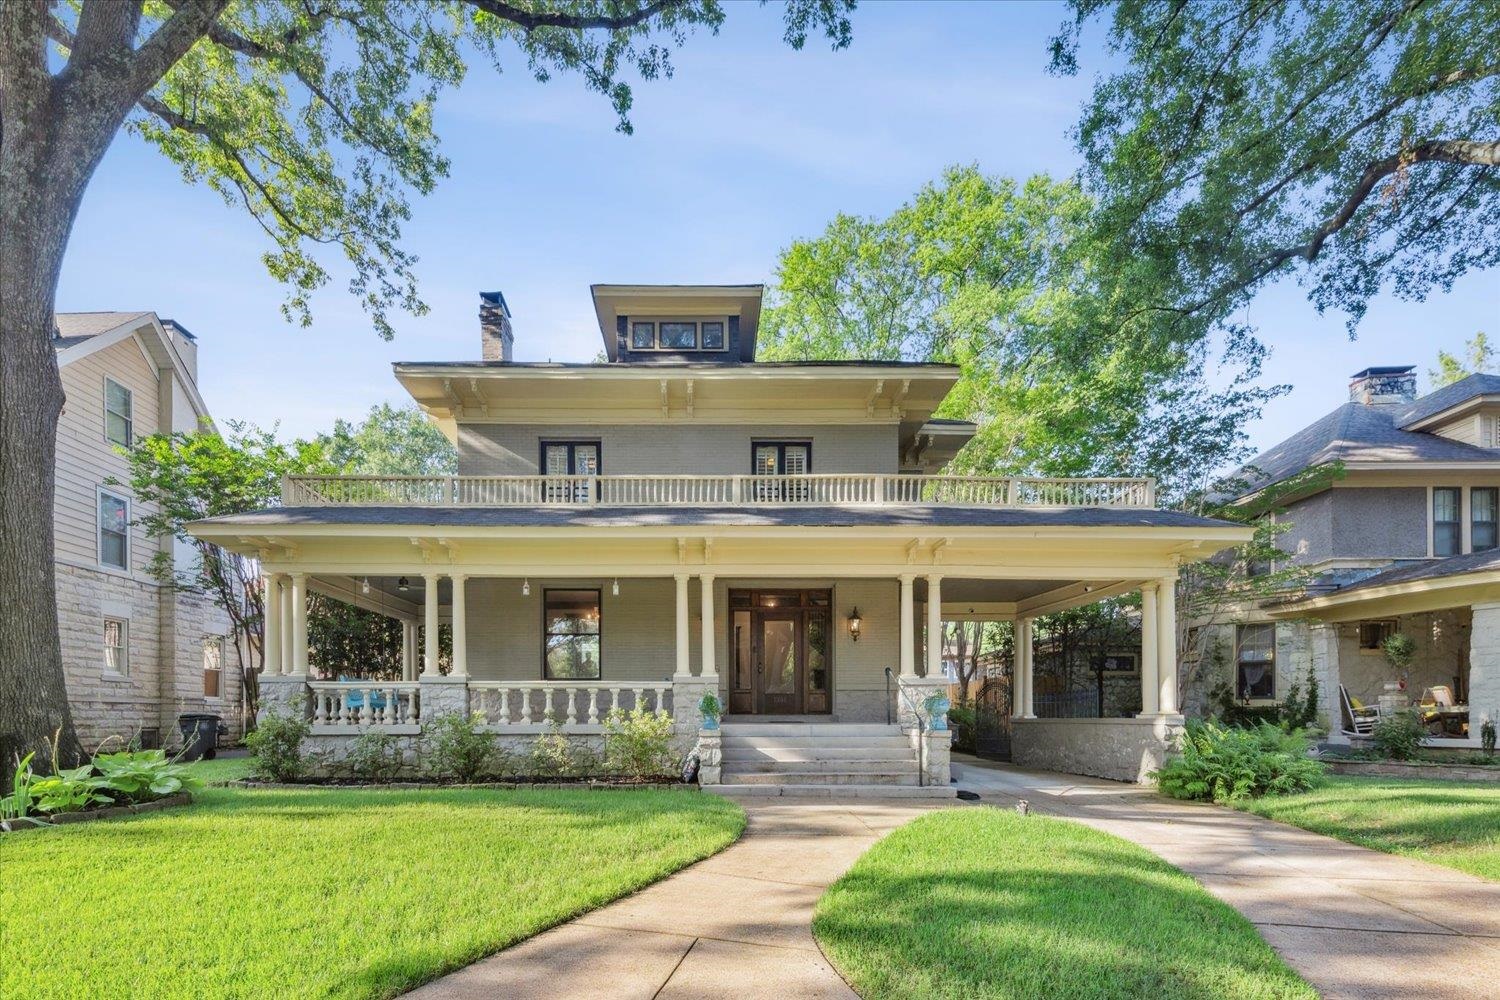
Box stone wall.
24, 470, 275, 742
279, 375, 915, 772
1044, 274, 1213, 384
1011, 716, 1183, 784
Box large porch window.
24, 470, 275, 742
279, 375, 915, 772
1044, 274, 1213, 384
544, 589, 601, 679
1235, 623, 1276, 700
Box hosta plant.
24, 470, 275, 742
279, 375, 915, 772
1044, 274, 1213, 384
93, 750, 203, 803
29, 765, 113, 814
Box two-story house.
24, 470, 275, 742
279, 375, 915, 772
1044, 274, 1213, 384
1204, 366, 1500, 747
188, 284, 1250, 789
52, 312, 241, 750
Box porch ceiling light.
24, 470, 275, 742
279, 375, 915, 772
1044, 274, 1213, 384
847, 607, 863, 642
522, 577, 530, 597
361, 577, 370, 595
612, 578, 620, 596
398, 576, 409, 592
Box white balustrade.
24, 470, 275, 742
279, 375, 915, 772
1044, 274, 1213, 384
467, 681, 673, 729
310, 681, 420, 727
284, 473, 1157, 509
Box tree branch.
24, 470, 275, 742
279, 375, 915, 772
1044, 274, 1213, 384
462, 0, 685, 33
129, 0, 232, 100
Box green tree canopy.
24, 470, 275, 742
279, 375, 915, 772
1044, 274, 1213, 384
319, 402, 457, 476
1429, 332, 1494, 387
1052, 0, 1500, 335
759, 166, 1283, 501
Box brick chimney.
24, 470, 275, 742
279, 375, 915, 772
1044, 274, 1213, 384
479, 291, 513, 361
1348, 366, 1417, 406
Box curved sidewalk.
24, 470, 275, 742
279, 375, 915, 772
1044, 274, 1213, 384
953, 757, 1500, 1000
405, 797, 949, 999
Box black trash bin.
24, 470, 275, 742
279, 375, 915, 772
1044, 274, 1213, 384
177, 713, 221, 761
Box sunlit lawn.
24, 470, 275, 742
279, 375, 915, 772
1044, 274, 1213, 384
0, 779, 744, 999
814, 808, 1315, 1000
1233, 776, 1500, 881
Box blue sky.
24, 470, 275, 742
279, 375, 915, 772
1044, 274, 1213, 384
57, 1, 1498, 460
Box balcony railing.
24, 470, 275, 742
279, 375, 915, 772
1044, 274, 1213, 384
282, 473, 1156, 509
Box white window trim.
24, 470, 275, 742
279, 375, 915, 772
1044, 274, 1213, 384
103, 616, 130, 678
97, 485, 131, 572
103, 375, 133, 448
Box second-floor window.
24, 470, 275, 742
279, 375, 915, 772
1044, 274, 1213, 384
1433, 487, 1461, 556
753, 442, 811, 476
541, 441, 599, 502
104, 377, 133, 447
98, 489, 130, 570
1473, 488, 1498, 552
625, 318, 728, 352
1235, 623, 1275, 700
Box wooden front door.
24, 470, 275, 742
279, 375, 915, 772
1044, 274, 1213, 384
728, 590, 833, 715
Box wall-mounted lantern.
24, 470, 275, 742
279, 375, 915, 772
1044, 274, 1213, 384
847, 606, 863, 642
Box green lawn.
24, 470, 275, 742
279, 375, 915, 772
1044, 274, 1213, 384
0, 781, 743, 1000
1233, 776, 1500, 880
185, 754, 253, 783
814, 807, 1315, 1000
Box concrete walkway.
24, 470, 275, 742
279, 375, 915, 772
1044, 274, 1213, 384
953, 757, 1500, 1000
406, 797, 949, 999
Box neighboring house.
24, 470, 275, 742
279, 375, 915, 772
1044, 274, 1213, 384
52, 312, 241, 750
1202, 366, 1500, 747
188, 284, 1249, 787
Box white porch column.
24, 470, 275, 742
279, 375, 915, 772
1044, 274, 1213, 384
899, 574, 917, 677
290, 572, 308, 675
674, 573, 692, 678
279, 574, 294, 677
450, 573, 468, 678
699, 574, 717, 679
263, 574, 284, 675
1139, 581, 1161, 716
925, 574, 943, 678
1157, 575, 1179, 715
401, 620, 415, 681
1469, 603, 1500, 748
1018, 618, 1035, 718
422, 572, 441, 677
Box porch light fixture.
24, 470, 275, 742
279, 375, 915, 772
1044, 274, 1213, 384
522, 577, 530, 597
847, 607, 863, 642
612, 578, 620, 596
361, 577, 370, 595
397, 576, 409, 593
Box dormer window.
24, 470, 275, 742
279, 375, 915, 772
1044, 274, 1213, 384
660, 322, 696, 349
622, 317, 730, 352
701, 322, 725, 349
631, 321, 655, 350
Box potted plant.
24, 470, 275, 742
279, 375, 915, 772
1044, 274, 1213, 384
698, 693, 722, 731
923, 691, 951, 731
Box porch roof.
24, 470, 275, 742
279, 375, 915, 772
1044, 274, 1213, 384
193, 503, 1237, 531
1271, 549, 1500, 621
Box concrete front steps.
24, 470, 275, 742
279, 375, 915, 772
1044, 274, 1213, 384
710, 721, 955, 799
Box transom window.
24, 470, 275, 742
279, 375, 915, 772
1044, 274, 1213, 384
1433, 487, 1461, 556
104, 618, 128, 676
624, 318, 729, 352
203, 636, 224, 698
544, 589, 601, 680
1235, 623, 1275, 700
98, 489, 130, 570
104, 377, 133, 447
1473, 487, 1497, 552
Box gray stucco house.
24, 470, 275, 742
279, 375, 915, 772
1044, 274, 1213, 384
1201, 366, 1500, 748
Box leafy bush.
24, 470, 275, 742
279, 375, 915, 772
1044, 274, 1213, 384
1484, 717, 1496, 758
529, 714, 596, 778
30, 765, 113, 814
1208, 667, 1321, 733
1154, 720, 1324, 802
244, 711, 310, 782
93, 750, 203, 803
1371, 710, 1426, 761
1382, 632, 1417, 669
345, 730, 407, 782
424, 711, 497, 782
603, 708, 676, 779
947, 705, 977, 753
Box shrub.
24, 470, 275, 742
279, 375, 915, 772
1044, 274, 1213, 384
603, 708, 676, 780
947, 705, 977, 753
425, 711, 497, 782
1382, 632, 1417, 668
1371, 710, 1425, 761
244, 711, 310, 782
529, 714, 595, 778
1154, 720, 1324, 802
345, 730, 407, 782
93, 749, 203, 803
1483, 717, 1497, 758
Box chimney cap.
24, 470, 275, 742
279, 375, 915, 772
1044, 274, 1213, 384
479, 290, 511, 317
1349, 365, 1415, 379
